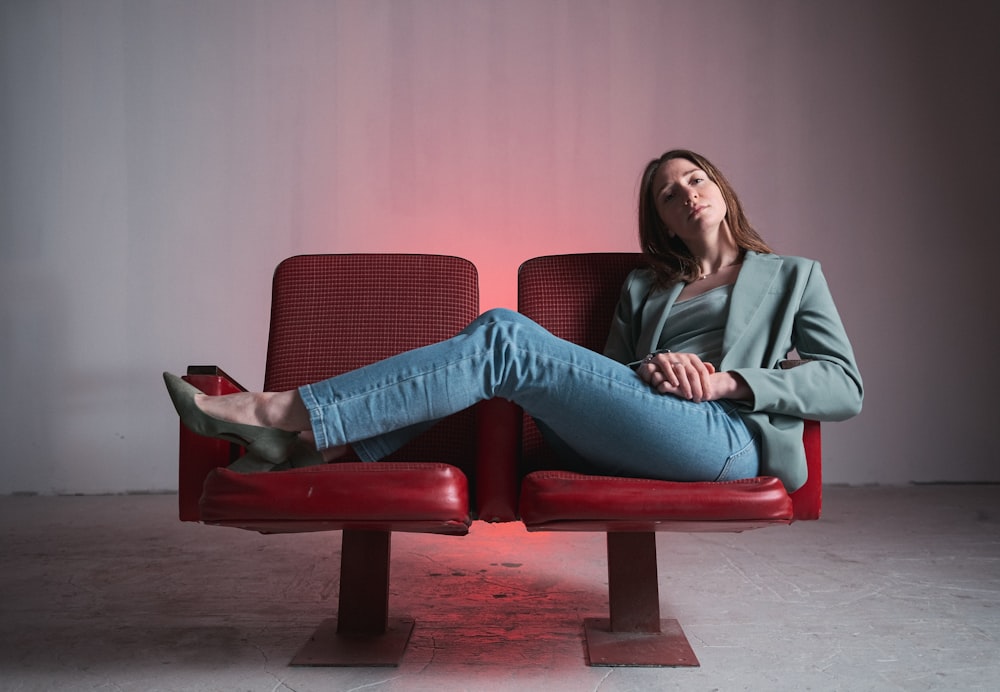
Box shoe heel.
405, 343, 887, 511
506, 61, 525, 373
227, 452, 279, 473
244, 433, 297, 465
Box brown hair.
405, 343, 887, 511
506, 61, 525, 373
638, 149, 773, 286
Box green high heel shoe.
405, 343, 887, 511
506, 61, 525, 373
163, 372, 298, 465
226, 439, 326, 473
227, 451, 285, 473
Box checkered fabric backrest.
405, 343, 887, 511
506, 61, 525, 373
263, 254, 479, 467
517, 253, 647, 463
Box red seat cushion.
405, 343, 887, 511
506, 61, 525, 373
519, 471, 794, 532
199, 462, 471, 535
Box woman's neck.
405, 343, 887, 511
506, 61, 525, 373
686, 220, 743, 276
686, 226, 743, 278
677, 242, 745, 301
697, 249, 744, 279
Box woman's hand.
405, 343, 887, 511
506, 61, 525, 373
638, 353, 751, 403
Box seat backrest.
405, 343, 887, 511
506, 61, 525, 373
263, 254, 480, 473
517, 252, 822, 519
517, 253, 648, 468
517, 253, 646, 353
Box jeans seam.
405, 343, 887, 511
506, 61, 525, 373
715, 435, 759, 482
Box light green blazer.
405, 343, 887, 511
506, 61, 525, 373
604, 251, 863, 491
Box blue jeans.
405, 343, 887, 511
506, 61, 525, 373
298, 308, 759, 482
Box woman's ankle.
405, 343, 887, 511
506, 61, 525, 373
261, 390, 312, 432
320, 445, 348, 462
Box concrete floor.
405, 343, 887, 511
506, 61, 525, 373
0, 485, 998, 692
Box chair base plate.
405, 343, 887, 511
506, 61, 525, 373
290, 617, 415, 667
584, 617, 700, 667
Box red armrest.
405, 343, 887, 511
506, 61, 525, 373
177, 367, 246, 522
475, 398, 522, 522
790, 419, 822, 520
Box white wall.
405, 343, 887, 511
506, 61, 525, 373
2, 0, 998, 494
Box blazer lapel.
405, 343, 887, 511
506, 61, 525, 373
721, 251, 782, 360
637, 281, 684, 356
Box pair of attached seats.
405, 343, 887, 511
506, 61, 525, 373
176, 253, 821, 667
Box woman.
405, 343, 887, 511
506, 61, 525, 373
165, 149, 862, 491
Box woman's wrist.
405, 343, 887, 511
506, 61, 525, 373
713, 372, 752, 402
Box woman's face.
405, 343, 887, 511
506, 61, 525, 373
651, 157, 728, 241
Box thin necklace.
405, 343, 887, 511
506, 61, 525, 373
697, 257, 743, 281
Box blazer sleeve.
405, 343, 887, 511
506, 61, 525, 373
731, 262, 863, 421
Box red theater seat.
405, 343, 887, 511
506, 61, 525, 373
176, 254, 482, 666
175, 252, 822, 668
514, 253, 822, 666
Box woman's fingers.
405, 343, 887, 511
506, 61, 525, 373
646, 354, 716, 401
674, 360, 702, 400
638, 363, 665, 394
